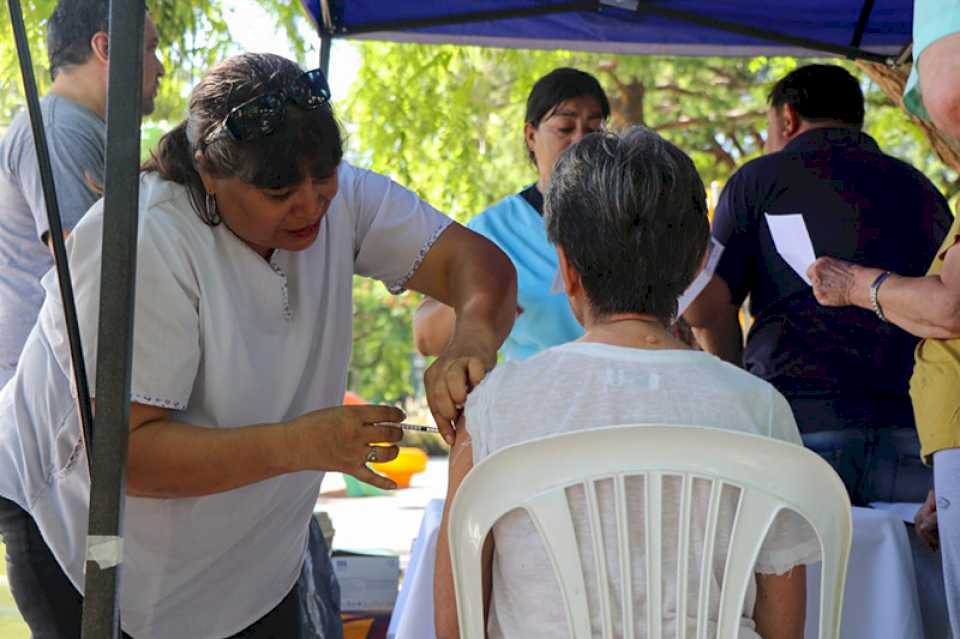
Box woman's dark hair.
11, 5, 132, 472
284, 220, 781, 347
46, 0, 109, 80
768, 64, 865, 128
142, 53, 343, 225
524, 67, 611, 162
545, 127, 709, 324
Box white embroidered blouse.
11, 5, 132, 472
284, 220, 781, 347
0, 161, 451, 638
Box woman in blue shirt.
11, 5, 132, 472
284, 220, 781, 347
415, 68, 610, 361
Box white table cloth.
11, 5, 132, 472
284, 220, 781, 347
387, 499, 445, 639
805, 506, 924, 638
390, 502, 925, 639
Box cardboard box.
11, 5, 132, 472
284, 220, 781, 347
332, 549, 400, 613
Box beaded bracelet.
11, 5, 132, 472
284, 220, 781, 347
870, 270, 892, 322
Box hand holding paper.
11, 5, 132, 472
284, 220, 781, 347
764, 213, 816, 285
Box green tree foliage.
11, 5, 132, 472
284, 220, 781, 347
2, 3, 953, 405
348, 278, 423, 404
342, 42, 957, 403
345, 44, 956, 213
0, 0, 308, 124
343, 46, 791, 220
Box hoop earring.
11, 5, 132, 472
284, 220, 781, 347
205, 192, 221, 225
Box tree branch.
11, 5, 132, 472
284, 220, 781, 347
709, 139, 737, 169
599, 65, 630, 97
728, 130, 747, 157
652, 84, 710, 99
704, 65, 750, 89
654, 110, 766, 132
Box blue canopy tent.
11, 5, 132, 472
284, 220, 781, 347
303, 0, 913, 68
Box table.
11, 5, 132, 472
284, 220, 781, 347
389, 502, 927, 639
386, 499, 444, 639
805, 507, 924, 638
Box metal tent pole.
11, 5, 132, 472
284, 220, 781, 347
320, 34, 332, 77
625, 0, 893, 63
318, 0, 333, 77
80, 0, 145, 636
6, 0, 94, 464
334, 1, 600, 36
850, 0, 877, 49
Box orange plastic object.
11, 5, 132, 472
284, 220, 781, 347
342, 618, 374, 639
344, 391, 366, 405
370, 446, 428, 488
341, 612, 389, 639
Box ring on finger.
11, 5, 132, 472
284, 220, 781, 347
365, 448, 379, 464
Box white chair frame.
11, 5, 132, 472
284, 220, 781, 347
447, 424, 852, 639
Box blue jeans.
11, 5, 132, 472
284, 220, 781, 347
0, 497, 86, 638
789, 398, 930, 506
800, 428, 931, 506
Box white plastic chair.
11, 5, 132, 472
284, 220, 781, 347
447, 424, 852, 639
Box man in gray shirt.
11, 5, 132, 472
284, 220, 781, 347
0, 1, 163, 635
0, 0, 164, 388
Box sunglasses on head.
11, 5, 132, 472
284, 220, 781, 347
221, 68, 331, 142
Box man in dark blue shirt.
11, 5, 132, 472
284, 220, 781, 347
685, 64, 953, 505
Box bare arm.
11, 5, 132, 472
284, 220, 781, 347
754, 566, 806, 639
45, 229, 70, 255
405, 223, 517, 442
918, 32, 960, 140
124, 401, 403, 498
435, 425, 494, 639
683, 275, 744, 366
414, 296, 522, 357
413, 297, 456, 356
808, 245, 960, 339
405, 224, 516, 361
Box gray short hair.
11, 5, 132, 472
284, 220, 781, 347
544, 127, 709, 323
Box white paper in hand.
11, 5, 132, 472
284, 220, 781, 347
676, 237, 725, 317
764, 213, 816, 285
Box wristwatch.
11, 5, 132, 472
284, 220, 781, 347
870, 270, 892, 322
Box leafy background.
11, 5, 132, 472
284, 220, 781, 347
0, 1, 954, 406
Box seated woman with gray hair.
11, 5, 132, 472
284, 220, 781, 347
434, 128, 820, 639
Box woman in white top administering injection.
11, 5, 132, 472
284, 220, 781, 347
0, 52, 515, 638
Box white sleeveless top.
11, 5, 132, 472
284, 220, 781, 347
465, 343, 821, 639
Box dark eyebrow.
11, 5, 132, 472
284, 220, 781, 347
551, 109, 604, 120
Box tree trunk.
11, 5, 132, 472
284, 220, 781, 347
611, 78, 646, 128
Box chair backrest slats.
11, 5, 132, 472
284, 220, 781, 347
614, 473, 635, 639
525, 489, 594, 637
585, 478, 614, 638
645, 472, 664, 639
695, 479, 723, 639
676, 473, 694, 639
448, 424, 852, 639
717, 493, 779, 637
